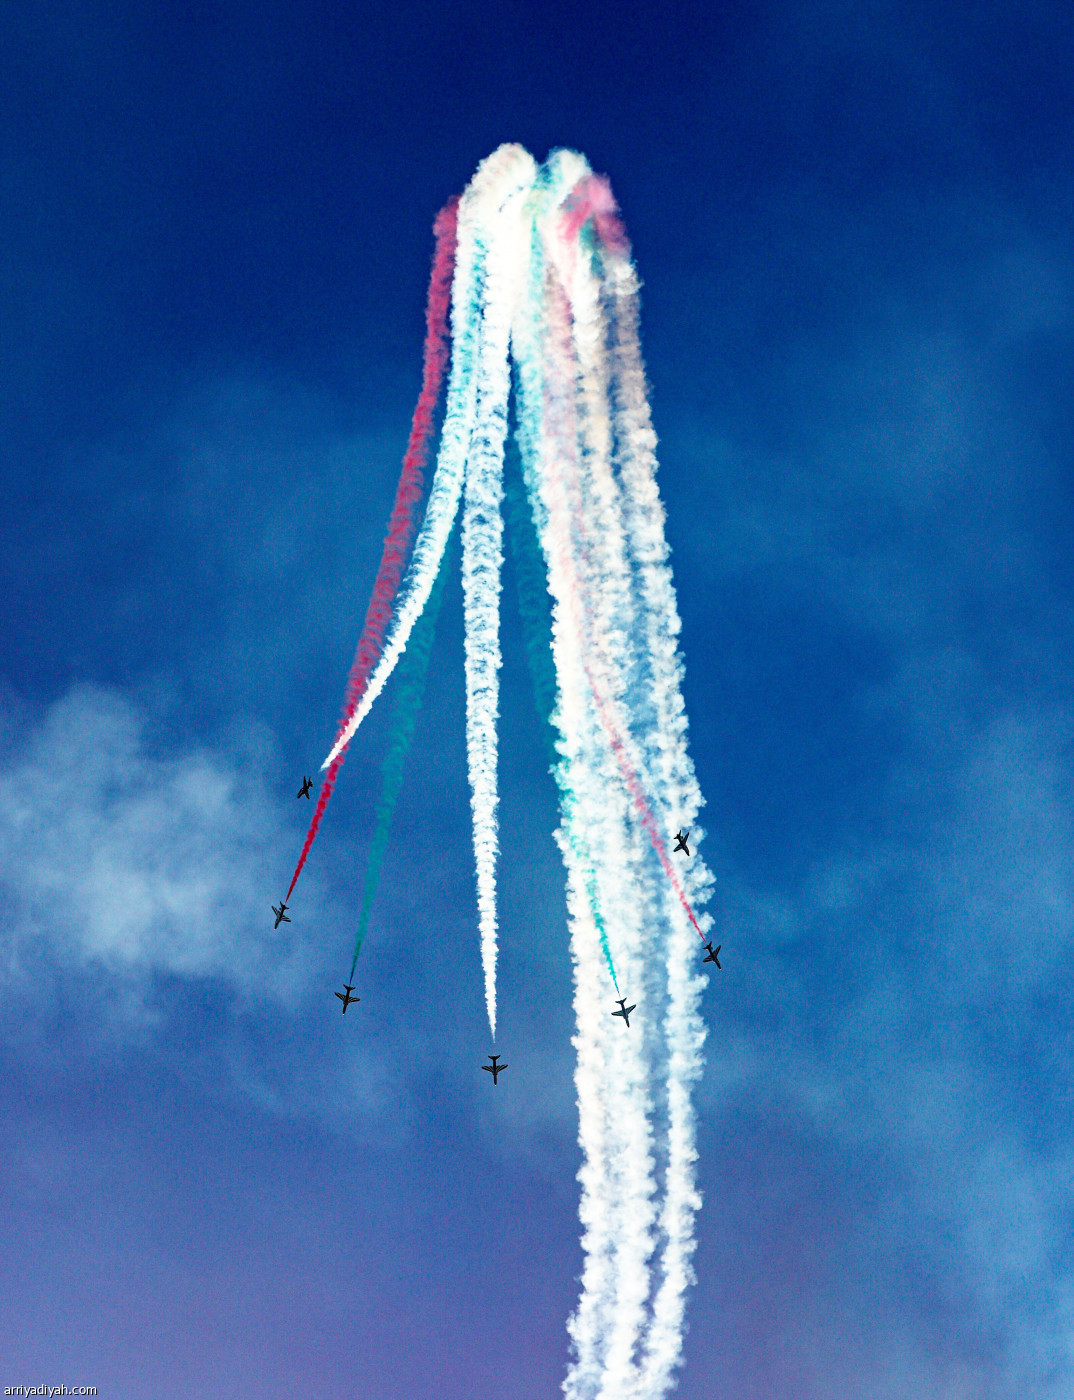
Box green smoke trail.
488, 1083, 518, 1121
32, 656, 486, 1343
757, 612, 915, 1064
502, 435, 619, 993
502, 436, 559, 752
348, 526, 455, 981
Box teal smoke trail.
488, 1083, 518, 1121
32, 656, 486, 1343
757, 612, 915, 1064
348, 527, 455, 982
502, 436, 558, 750
502, 437, 619, 994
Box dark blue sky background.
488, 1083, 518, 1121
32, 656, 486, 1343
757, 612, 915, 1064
3, 2, 1074, 1396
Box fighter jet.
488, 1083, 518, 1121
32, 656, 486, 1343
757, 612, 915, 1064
272, 902, 291, 929
334, 984, 360, 1014
482, 1054, 507, 1084
612, 998, 636, 1027
702, 941, 722, 969
297, 776, 313, 800
674, 829, 690, 856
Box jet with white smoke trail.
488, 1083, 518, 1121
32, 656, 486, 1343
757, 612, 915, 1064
460, 156, 538, 1040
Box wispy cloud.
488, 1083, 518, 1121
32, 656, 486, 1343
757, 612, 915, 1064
0, 682, 429, 1135
0, 683, 314, 1006
701, 679, 1074, 1394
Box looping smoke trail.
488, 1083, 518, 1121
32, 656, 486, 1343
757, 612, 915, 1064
321, 145, 540, 772
515, 150, 712, 1399
576, 169, 714, 1398
311, 146, 713, 1400
283, 197, 458, 904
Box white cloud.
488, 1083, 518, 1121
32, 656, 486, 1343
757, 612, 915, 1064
0, 683, 314, 1005
0, 683, 474, 1142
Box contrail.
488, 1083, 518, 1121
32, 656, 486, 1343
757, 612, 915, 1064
542, 162, 709, 946
550, 261, 657, 1400
283, 196, 458, 904
544, 158, 662, 1396
518, 152, 711, 1397
512, 278, 617, 1400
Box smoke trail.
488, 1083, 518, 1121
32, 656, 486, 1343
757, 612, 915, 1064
308, 145, 713, 1400
510, 156, 655, 1399
503, 438, 619, 992
546, 172, 707, 944
502, 436, 558, 748
542, 234, 660, 1400
461, 166, 535, 1040
322, 145, 540, 773
283, 197, 458, 904
513, 150, 712, 1398
588, 173, 714, 1399
347, 525, 455, 981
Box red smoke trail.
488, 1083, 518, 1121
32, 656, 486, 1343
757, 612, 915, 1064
284, 197, 459, 903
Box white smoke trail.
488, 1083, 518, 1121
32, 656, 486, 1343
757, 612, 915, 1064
461, 160, 537, 1039
319, 144, 711, 1398
600, 215, 714, 1398
512, 162, 622, 1395
529, 154, 713, 1399
321, 145, 538, 772
513, 155, 672, 1400
544, 278, 658, 1400
557, 215, 662, 1400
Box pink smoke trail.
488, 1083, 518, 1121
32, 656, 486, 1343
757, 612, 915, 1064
559, 172, 629, 258
284, 196, 459, 904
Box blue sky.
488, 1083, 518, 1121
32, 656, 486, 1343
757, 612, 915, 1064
3, 1, 1074, 1396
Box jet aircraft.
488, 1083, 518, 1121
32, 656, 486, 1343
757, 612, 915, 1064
674, 829, 690, 856
612, 998, 636, 1027
272, 902, 291, 929
297, 776, 313, 800
335, 984, 360, 1013
703, 941, 722, 969
482, 1054, 507, 1084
